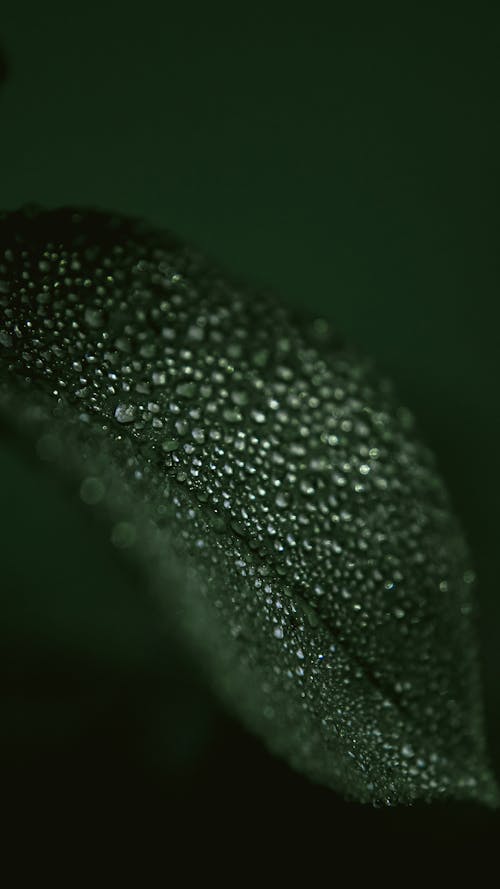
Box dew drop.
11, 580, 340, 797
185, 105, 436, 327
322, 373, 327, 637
80, 476, 105, 505
111, 521, 137, 548
114, 403, 137, 424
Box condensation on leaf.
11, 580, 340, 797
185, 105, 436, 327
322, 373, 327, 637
0, 206, 497, 806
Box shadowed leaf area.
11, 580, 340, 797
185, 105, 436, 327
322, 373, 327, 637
0, 205, 497, 807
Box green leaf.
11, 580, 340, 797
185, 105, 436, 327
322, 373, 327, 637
0, 205, 497, 806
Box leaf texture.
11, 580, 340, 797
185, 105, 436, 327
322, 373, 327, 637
0, 206, 497, 806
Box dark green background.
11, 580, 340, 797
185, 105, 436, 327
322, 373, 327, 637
1, 1, 499, 857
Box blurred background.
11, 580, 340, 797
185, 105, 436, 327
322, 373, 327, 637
1, 0, 499, 860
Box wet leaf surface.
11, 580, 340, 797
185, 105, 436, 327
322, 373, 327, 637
0, 206, 497, 805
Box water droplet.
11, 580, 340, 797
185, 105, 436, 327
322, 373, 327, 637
80, 476, 105, 505
114, 403, 136, 424
176, 381, 196, 399
111, 521, 137, 548
84, 307, 104, 328
152, 370, 167, 386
